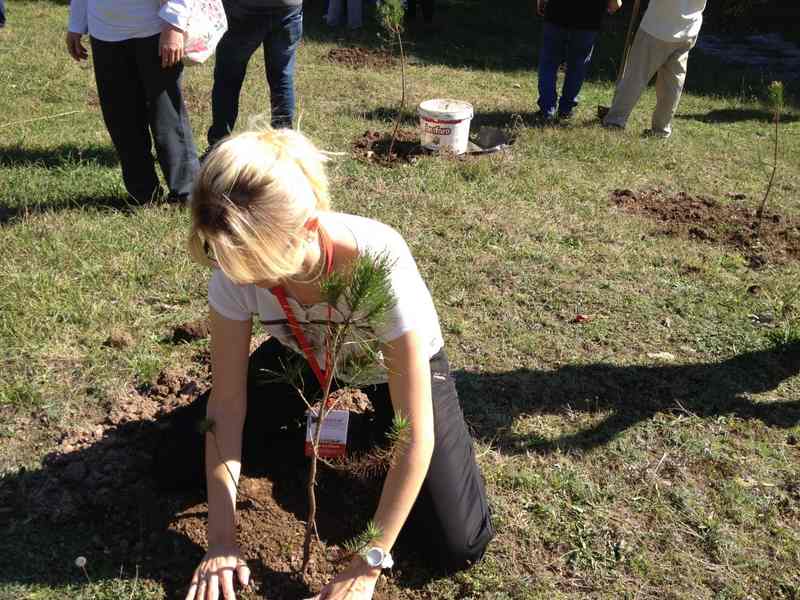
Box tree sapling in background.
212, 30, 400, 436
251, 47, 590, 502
756, 80, 784, 234
377, 0, 407, 157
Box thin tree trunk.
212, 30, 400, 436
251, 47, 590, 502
301, 373, 334, 572
388, 29, 406, 158
756, 112, 780, 235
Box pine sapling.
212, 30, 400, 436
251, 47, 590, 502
378, 0, 407, 157
756, 80, 784, 235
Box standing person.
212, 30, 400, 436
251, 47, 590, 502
161, 127, 494, 600
65, 0, 199, 203
602, 0, 708, 138
326, 0, 362, 29
406, 0, 434, 26
535, 0, 622, 123
207, 0, 303, 147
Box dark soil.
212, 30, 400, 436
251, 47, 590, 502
611, 188, 800, 268
171, 318, 210, 344
354, 130, 427, 165
2, 349, 427, 598
326, 46, 397, 70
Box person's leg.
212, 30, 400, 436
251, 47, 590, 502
327, 0, 343, 26
90, 37, 161, 202
558, 28, 599, 118
208, 9, 266, 147
264, 6, 303, 129
650, 39, 694, 137
400, 350, 494, 571
0, 0, 6, 28
537, 22, 566, 119
347, 0, 363, 29
603, 29, 668, 129
134, 34, 199, 199
421, 0, 434, 23
406, 0, 417, 21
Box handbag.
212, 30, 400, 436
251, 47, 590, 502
182, 0, 228, 65
160, 0, 228, 65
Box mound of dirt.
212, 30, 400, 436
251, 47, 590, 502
326, 46, 397, 69
6, 352, 416, 597
171, 318, 210, 344
611, 188, 800, 268
354, 129, 427, 165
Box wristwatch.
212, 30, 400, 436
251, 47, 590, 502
364, 546, 394, 569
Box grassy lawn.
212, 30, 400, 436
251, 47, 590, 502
1, 1, 799, 598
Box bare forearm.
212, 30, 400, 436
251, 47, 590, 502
372, 435, 434, 550
205, 395, 246, 546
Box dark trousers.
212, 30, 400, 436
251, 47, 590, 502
208, 5, 303, 145
406, 0, 434, 23
154, 338, 494, 572
90, 35, 199, 202
537, 21, 599, 118
0, 0, 6, 28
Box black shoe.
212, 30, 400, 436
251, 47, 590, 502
532, 110, 557, 127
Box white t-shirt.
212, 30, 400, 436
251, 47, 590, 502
208, 214, 445, 384
68, 0, 191, 42
640, 0, 706, 42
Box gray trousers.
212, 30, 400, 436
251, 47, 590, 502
603, 28, 696, 137
91, 35, 199, 202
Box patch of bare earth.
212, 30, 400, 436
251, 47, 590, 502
326, 47, 397, 70
354, 130, 426, 165
3, 352, 426, 597
612, 188, 800, 268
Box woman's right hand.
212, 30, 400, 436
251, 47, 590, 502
185, 545, 250, 600
65, 32, 88, 61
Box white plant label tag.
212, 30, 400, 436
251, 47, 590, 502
305, 409, 349, 458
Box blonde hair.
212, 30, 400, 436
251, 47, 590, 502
188, 128, 331, 284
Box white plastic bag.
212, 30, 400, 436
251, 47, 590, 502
182, 0, 228, 65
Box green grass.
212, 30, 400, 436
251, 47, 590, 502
2, 1, 800, 598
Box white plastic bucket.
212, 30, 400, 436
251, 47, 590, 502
418, 98, 474, 155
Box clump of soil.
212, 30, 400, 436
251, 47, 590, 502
354, 129, 427, 165
326, 46, 397, 70
611, 188, 800, 268
103, 328, 134, 349
171, 318, 210, 344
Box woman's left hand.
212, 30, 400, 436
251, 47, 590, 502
305, 557, 381, 600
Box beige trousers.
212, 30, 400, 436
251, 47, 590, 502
603, 28, 696, 137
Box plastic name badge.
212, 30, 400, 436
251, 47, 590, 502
305, 409, 349, 458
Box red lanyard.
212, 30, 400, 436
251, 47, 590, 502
270, 228, 335, 389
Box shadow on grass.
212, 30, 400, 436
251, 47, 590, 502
458, 340, 800, 454
677, 108, 800, 124
0, 144, 119, 169
0, 196, 143, 226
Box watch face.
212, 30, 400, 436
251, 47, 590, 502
365, 548, 383, 567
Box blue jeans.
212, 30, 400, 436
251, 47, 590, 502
0, 0, 6, 27
208, 5, 303, 145
537, 22, 598, 118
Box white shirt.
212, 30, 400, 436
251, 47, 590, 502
640, 0, 706, 42
68, 0, 191, 41
208, 214, 445, 385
